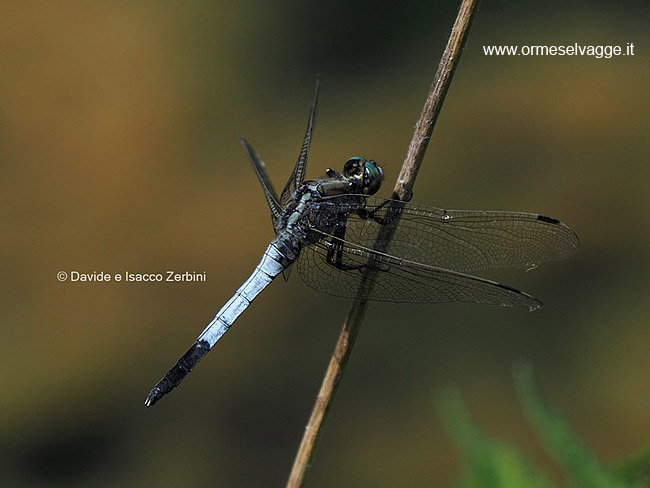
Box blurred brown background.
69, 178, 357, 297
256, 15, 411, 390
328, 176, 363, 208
1, 1, 648, 487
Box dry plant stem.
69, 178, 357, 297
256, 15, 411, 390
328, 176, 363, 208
286, 1, 479, 486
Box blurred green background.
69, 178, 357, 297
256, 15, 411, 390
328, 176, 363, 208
1, 1, 648, 487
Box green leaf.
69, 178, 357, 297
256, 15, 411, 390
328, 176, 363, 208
436, 387, 557, 488
513, 363, 637, 488
613, 444, 650, 486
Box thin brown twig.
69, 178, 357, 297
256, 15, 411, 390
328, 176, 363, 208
286, 1, 479, 486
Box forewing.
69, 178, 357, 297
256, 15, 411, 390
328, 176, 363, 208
240, 138, 282, 228
280, 77, 320, 206
296, 236, 542, 310
318, 196, 579, 273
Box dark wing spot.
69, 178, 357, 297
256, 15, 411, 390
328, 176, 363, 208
537, 214, 560, 225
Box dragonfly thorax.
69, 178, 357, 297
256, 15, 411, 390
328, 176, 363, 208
273, 157, 384, 264
277, 170, 369, 252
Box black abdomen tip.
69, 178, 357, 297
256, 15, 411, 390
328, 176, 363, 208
144, 387, 163, 407
144, 374, 176, 407
144, 340, 211, 408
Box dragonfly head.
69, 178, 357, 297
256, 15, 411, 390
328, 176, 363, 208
343, 157, 384, 195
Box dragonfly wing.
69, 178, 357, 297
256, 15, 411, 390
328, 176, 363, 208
296, 235, 542, 310
240, 137, 282, 228
280, 77, 320, 206
318, 196, 579, 273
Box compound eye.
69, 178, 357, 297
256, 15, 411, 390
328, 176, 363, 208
362, 161, 384, 195
343, 157, 366, 177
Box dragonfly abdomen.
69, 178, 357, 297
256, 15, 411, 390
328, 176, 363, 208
144, 242, 293, 407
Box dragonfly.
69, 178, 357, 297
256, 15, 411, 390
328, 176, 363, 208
145, 79, 579, 407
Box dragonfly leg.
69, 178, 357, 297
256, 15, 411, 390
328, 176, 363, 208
326, 222, 367, 271
356, 198, 400, 225
325, 220, 391, 272
356, 209, 393, 225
